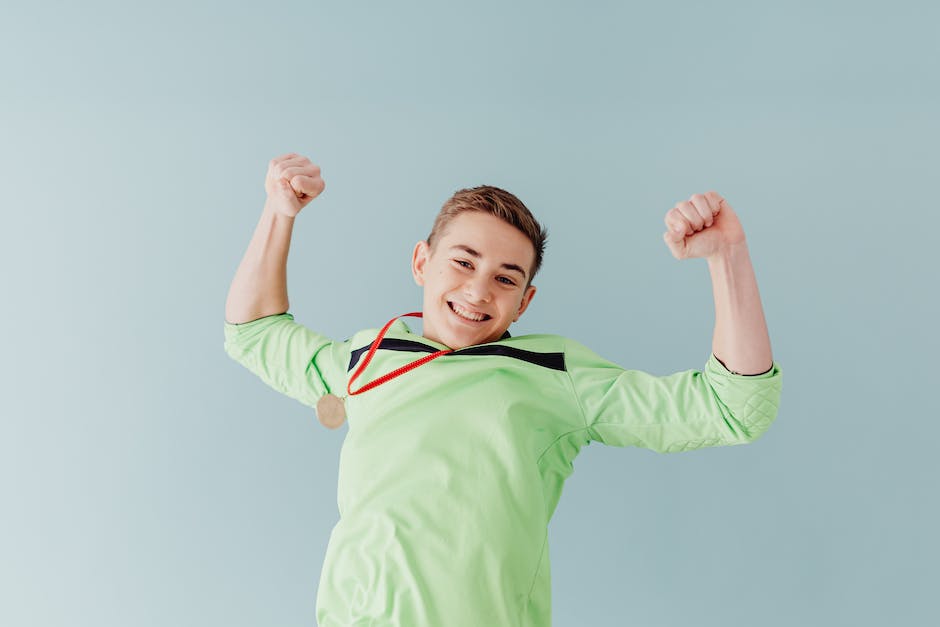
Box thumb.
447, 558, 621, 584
665, 223, 685, 242
280, 177, 303, 198
288, 174, 324, 198
663, 229, 687, 258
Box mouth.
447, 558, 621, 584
448, 301, 492, 323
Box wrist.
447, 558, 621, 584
706, 238, 749, 266
262, 202, 297, 221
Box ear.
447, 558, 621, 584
513, 284, 537, 322
412, 240, 430, 286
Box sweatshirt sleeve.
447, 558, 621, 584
223, 313, 351, 409
564, 338, 783, 453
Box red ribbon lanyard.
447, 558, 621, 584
347, 312, 452, 396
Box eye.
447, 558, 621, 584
453, 259, 472, 269
497, 276, 516, 286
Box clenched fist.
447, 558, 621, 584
264, 153, 326, 218
662, 191, 747, 260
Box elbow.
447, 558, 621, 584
727, 395, 781, 444
736, 418, 775, 444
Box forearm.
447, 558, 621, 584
707, 240, 773, 375
224, 204, 296, 324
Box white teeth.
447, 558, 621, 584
450, 302, 486, 322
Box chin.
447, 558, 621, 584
455, 328, 504, 349
444, 331, 483, 349
437, 326, 480, 349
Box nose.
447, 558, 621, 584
463, 274, 492, 304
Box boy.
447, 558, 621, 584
223, 153, 782, 626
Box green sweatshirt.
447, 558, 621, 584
223, 313, 783, 626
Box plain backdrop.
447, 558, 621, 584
2, 1, 937, 626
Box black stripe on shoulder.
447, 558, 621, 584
348, 339, 436, 371
452, 345, 566, 371
347, 338, 565, 372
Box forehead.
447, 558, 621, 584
437, 212, 535, 264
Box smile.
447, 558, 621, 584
448, 301, 491, 322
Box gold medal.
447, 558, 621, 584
316, 393, 347, 429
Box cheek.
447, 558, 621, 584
440, 266, 464, 286
501, 294, 523, 315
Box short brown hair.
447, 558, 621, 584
427, 185, 548, 285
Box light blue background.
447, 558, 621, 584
3, 1, 937, 625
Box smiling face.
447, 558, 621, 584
412, 211, 537, 349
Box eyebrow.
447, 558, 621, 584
449, 245, 528, 280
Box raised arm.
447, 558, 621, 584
706, 239, 772, 375
224, 153, 325, 324
662, 191, 773, 376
